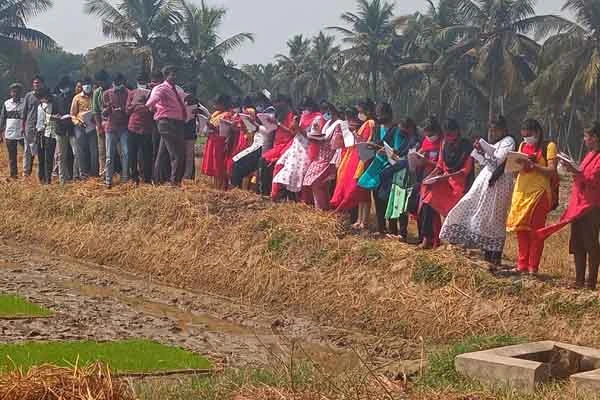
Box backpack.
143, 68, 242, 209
519, 141, 559, 211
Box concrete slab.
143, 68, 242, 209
455, 341, 600, 394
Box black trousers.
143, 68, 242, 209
232, 148, 261, 188
129, 133, 153, 184
38, 136, 56, 184
155, 119, 184, 185
5, 139, 23, 178
257, 157, 273, 196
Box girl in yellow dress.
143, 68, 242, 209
507, 119, 558, 275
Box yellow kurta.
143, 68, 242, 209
506, 142, 557, 232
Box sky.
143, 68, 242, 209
30, 0, 569, 65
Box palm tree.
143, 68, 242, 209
328, 0, 396, 100
297, 32, 342, 100
84, 0, 181, 74
440, 0, 571, 122
174, 0, 254, 96
0, 0, 55, 79
241, 63, 279, 94
273, 34, 311, 103
530, 0, 600, 119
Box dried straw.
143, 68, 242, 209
0, 362, 135, 400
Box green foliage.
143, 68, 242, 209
0, 294, 52, 318
411, 255, 453, 287
420, 335, 525, 389
35, 48, 84, 88
0, 340, 211, 373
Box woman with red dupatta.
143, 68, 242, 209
201, 94, 233, 190
421, 118, 474, 248
272, 97, 323, 201
228, 97, 257, 188
330, 99, 376, 229
414, 117, 443, 247
536, 122, 600, 289
258, 95, 295, 197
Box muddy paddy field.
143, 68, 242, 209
0, 164, 599, 399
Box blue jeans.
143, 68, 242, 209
105, 129, 129, 185
74, 126, 98, 178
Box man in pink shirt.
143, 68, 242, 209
146, 65, 187, 186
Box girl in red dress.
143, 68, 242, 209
201, 95, 233, 190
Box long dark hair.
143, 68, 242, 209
521, 118, 544, 151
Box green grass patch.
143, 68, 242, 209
419, 335, 525, 389
411, 255, 453, 287
0, 340, 211, 373
0, 294, 52, 318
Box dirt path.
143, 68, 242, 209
0, 241, 414, 371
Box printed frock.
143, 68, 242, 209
272, 112, 323, 193
303, 120, 341, 187
440, 136, 516, 252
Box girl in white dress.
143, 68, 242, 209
440, 116, 516, 266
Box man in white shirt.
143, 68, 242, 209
0, 83, 25, 178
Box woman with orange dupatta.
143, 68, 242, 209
421, 118, 474, 248
201, 94, 233, 190
330, 99, 376, 229
536, 122, 600, 289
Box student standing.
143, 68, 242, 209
440, 116, 516, 265
330, 99, 376, 229
71, 77, 97, 179
201, 94, 233, 189
0, 83, 25, 179
272, 97, 323, 201
22, 75, 45, 177
146, 66, 187, 187
383, 118, 420, 240
538, 122, 600, 289
103, 73, 131, 187
303, 103, 342, 210
92, 70, 111, 175
126, 73, 154, 184
35, 88, 59, 184
506, 119, 558, 275
259, 95, 295, 196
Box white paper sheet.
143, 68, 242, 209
478, 138, 496, 156
505, 151, 530, 173
384, 142, 397, 165
257, 113, 278, 132
240, 113, 258, 133
471, 149, 485, 165
197, 115, 208, 136
340, 121, 355, 147
219, 119, 233, 137
557, 152, 581, 172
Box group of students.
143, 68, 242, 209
200, 96, 600, 290
0, 65, 199, 188
2, 70, 600, 290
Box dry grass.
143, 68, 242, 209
1, 151, 599, 399
0, 362, 135, 400
0, 154, 597, 359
